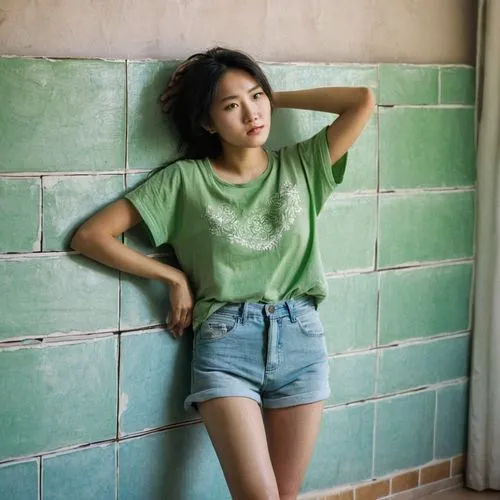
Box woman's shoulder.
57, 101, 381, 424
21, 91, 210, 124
146, 157, 205, 182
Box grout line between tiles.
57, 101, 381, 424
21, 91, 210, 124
0, 379, 466, 469
0, 331, 116, 348
0, 173, 475, 194
115, 332, 121, 445
468, 262, 475, 335
374, 343, 380, 392
0, 171, 130, 177
468, 190, 478, 333
38, 456, 42, 500
0, 441, 116, 468
381, 331, 470, 350
3, 55, 473, 69
325, 330, 471, 360
376, 272, 382, 349
115, 441, 119, 500
0, 249, 171, 259
375, 257, 473, 273
438, 68, 442, 105
0, 322, 470, 350
433, 390, 438, 460
371, 388, 378, 479
116, 172, 123, 443
2, 253, 473, 269
378, 104, 473, 109
374, 105, 381, 272
378, 186, 475, 195
373, 102, 382, 433
323, 378, 469, 412
375, 93, 382, 360
323, 257, 474, 280
39, 177, 44, 252
124, 60, 129, 171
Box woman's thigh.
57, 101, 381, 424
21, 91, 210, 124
199, 396, 279, 500
263, 401, 325, 499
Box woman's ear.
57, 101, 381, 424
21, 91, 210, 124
202, 120, 217, 134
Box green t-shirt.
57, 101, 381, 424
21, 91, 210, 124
125, 126, 347, 330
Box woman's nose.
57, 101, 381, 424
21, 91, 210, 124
243, 104, 259, 122
245, 113, 259, 124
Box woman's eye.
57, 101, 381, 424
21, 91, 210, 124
224, 103, 238, 111
253, 92, 264, 99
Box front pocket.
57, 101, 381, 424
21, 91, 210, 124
197, 312, 239, 341
296, 309, 325, 337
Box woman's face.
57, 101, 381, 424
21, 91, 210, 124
208, 69, 272, 150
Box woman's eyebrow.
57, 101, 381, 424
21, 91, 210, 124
220, 84, 262, 102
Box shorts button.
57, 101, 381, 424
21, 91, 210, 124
268, 305, 275, 313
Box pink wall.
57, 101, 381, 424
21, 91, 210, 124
0, 0, 476, 63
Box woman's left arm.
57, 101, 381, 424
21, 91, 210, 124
273, 87, 376, 164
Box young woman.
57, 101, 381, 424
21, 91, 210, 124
71, 47, 375, 500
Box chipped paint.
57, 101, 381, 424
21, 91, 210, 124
118, 392, 129, 421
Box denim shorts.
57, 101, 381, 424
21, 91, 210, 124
184, 296, 330, 412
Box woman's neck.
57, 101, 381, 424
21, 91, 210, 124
211, 146, 268, 184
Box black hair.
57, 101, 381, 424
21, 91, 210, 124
163, 46, 274, 160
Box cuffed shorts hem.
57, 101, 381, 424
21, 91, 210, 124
184, 389, 261, 413
262, 388, 331, 409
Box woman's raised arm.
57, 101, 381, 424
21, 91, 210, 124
273, 86, 376, 164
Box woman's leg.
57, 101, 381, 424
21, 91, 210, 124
199, 396, 280, 500
263, 401, 325, 500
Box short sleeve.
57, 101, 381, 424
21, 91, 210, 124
295, 126, 348, 213
124, 165, 182, 247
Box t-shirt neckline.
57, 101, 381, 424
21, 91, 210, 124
204, 150, 273, 188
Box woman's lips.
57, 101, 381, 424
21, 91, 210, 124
247, 125, 264, 135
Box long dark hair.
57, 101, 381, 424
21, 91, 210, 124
162, 47, 274, 160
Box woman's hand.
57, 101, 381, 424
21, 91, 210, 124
167, 272, 194, 338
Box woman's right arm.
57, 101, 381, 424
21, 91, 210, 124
70, 199, 193, 337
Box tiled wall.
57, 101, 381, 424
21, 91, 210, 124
0, 58, 475, 499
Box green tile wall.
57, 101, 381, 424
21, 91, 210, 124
379, 263, 472, 344
119, 265, 171, 330
0, 57, 475, 499
118, 424, 229, 500
42, 175, 125, 251
375, 391, 435, 476
378, 334, 470, 394
119, 330, 195, 435
0, 460, 38, 500
320, 273, 378, 353
0, 59, 125, 173
379, 64, 439, 105
318, 195, 377, 272
127, 61, 180, 170
0, 337, 117, 460
378, 191, 475, 268
328, 353, 377, 404
435, 382, 469, 458
0, 178, 40, 252
0, 255, 119, 340
440, 67, 475, 105
42, 444, 116, 500
379, 107, 475, 189
303, 403, 375, 491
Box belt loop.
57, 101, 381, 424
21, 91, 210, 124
285, 300, 297, 323
241, 302, 248, 324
